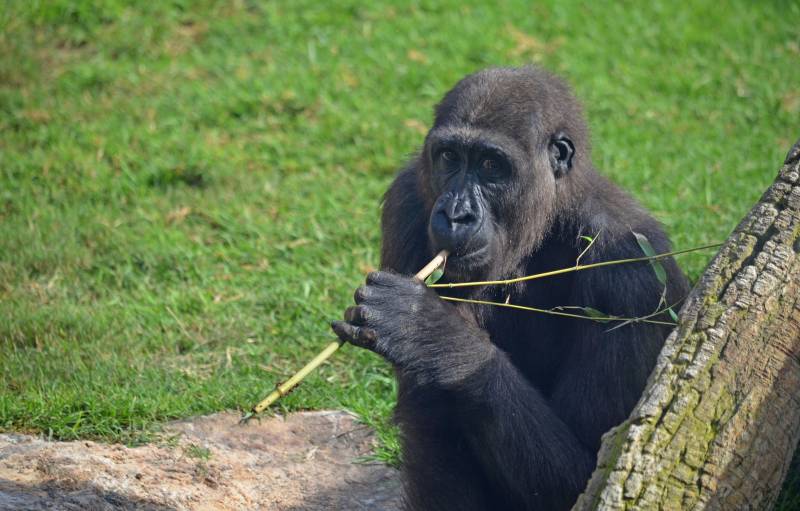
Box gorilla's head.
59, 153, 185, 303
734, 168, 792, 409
418, 67, 591, 281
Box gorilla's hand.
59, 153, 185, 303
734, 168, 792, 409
331, 271, 493, 386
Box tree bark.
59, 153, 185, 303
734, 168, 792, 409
574, 139, 800, 511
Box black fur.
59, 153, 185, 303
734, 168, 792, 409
332, 66, 689, 511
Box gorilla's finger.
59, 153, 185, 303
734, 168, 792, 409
354, 326, 377, 347
344, 305, 369, 325
366, 271, 401, 286
354, 285, 370, 304
331, 320, 358, 343
367, 271, 423, 295
331, 321, 376, 349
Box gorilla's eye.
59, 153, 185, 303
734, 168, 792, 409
441, 150, 458, 162
481, 158, 499, 172
479, 154, 510, 180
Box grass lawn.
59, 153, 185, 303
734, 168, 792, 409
1, 0, 798, 504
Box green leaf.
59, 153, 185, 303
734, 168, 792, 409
580, 235, 594, 243
580, 306, 612, 323
668, 307, 679, 322
633, 231, 667, 285
632, 230, 657, 257
424, 267, 444, 285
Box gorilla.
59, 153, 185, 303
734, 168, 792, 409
332, 66, 689, 511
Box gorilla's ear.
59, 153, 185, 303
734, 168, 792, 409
549, 133, 575, 177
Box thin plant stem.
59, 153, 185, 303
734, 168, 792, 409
575, 229, 601, 266
604, 297, 687, 332
429, 242, 722, 289
439, 295, 677, 327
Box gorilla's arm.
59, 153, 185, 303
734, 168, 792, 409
332, 271, 595, 509
456, 349, 596, 509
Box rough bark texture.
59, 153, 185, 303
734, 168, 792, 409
574, 139, 800, 511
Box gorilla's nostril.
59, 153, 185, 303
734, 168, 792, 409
450, 211, 476, 225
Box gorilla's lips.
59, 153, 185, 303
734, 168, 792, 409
449, 241, 489, 261
438, 240, 493, 281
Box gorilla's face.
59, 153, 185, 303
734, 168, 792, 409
424, 127, 513, 279
420, 68, 584, 282
423, 125, 575, 282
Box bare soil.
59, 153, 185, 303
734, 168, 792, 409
0, 410, 402, 511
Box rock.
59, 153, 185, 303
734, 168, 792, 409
0, 411, 402, 510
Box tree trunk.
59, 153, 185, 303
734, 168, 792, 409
574, 139, 800, 511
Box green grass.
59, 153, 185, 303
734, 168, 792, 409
1, 0, 798, 505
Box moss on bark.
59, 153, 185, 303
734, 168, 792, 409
573, 140, 800, 511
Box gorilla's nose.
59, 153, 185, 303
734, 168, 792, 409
429, 201, 482, 252
444, 206, 477, 226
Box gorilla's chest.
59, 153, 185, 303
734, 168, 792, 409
485, 306, 573, 393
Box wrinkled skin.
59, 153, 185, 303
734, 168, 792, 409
332, 67, 689, 511
332, 271, 492, 389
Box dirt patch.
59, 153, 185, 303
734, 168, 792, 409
0, 410, 402, 510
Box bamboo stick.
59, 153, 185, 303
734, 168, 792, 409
241, 250, 448, 423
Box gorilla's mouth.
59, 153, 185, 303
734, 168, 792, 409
443, 243, 492, 278
450, 243, 488, 261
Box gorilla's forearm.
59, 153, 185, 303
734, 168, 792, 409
396, 342, 595, 510
456, 349, 595, 508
